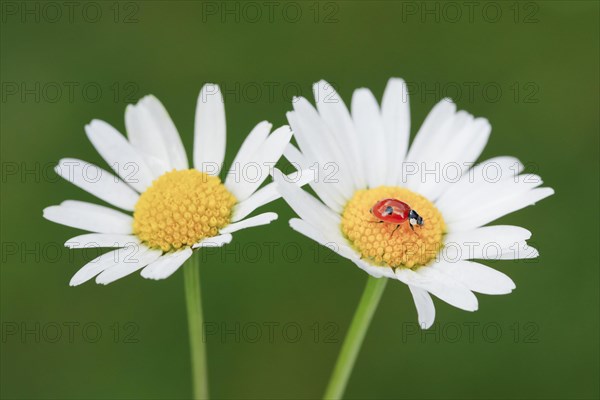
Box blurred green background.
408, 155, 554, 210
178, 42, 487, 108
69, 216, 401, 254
1, 1, 598, 399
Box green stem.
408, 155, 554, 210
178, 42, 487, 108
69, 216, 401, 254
183, 252, 209, 400
323, 276, 388, 400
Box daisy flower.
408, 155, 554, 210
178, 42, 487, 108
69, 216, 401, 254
43, 84, 300, 399
274, 78, 554, 398
43, 84, 294, 285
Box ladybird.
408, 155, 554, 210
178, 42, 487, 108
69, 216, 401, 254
370, 198, 424, 236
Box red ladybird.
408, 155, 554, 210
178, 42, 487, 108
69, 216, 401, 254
370, 198, 424, 236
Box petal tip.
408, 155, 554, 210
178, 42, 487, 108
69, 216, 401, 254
419, 321, 434, 330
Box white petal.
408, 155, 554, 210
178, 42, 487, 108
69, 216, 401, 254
194, 83, 226, 175
141, 248, 193, 280
138, 95, 189, 170
225, 121, 272, 190
406, 110, 471, 194
43, 200, 133, 234
283, 142, 345, 213
283, 143, 306, 166
447, 187, 554, 232
313, 80, 366, 189
69, 248, 123, 286
352, 258, 398, 279
417, 116, 491, 200
352, 88, 387, 187
125, 99, 173, 171
232, 184, 278, 222
288, 217, 328, 243
54, 158, 139, 211
65, 233, 140, 249
70, 244, 148, 286
85, 119, 155, 192
273, 169, 341, 239
225, 125, 292, 201
498, 242, 539, 260
96, 246, 162, 285
436, 156, 552, 232
408, 286, 435, 329
289, 101, 354, 203
460, 117, 490, 155
138, 152, 170, 178
292, 97, 354, 188
288, 101, 355, 204
432, 260, 515, 295
382, 78, 410, 185
233, 121, 272, 164
405, 99, 456, 164
443, 173, 544, 221
444, 225, 532, 260
231, 168, 315, 222
446, 174, 544, 216
192, 234, 233, 249
220, 213, 278, 234
289, 218, 356, 261
395, 267, 478, 312
435, 156, 525, 211
441, 117, 490, 168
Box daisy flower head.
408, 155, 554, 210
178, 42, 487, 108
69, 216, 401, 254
275, 78, 554, 329
44, 84, 295, 286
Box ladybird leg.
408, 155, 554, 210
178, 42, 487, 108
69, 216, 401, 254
366, 220, 384, 224
390, 224, 400, 237
409, 223, 420, 237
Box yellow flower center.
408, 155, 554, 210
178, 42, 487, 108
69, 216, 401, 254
341, 186, 446, 269
133, 169, 236, 252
